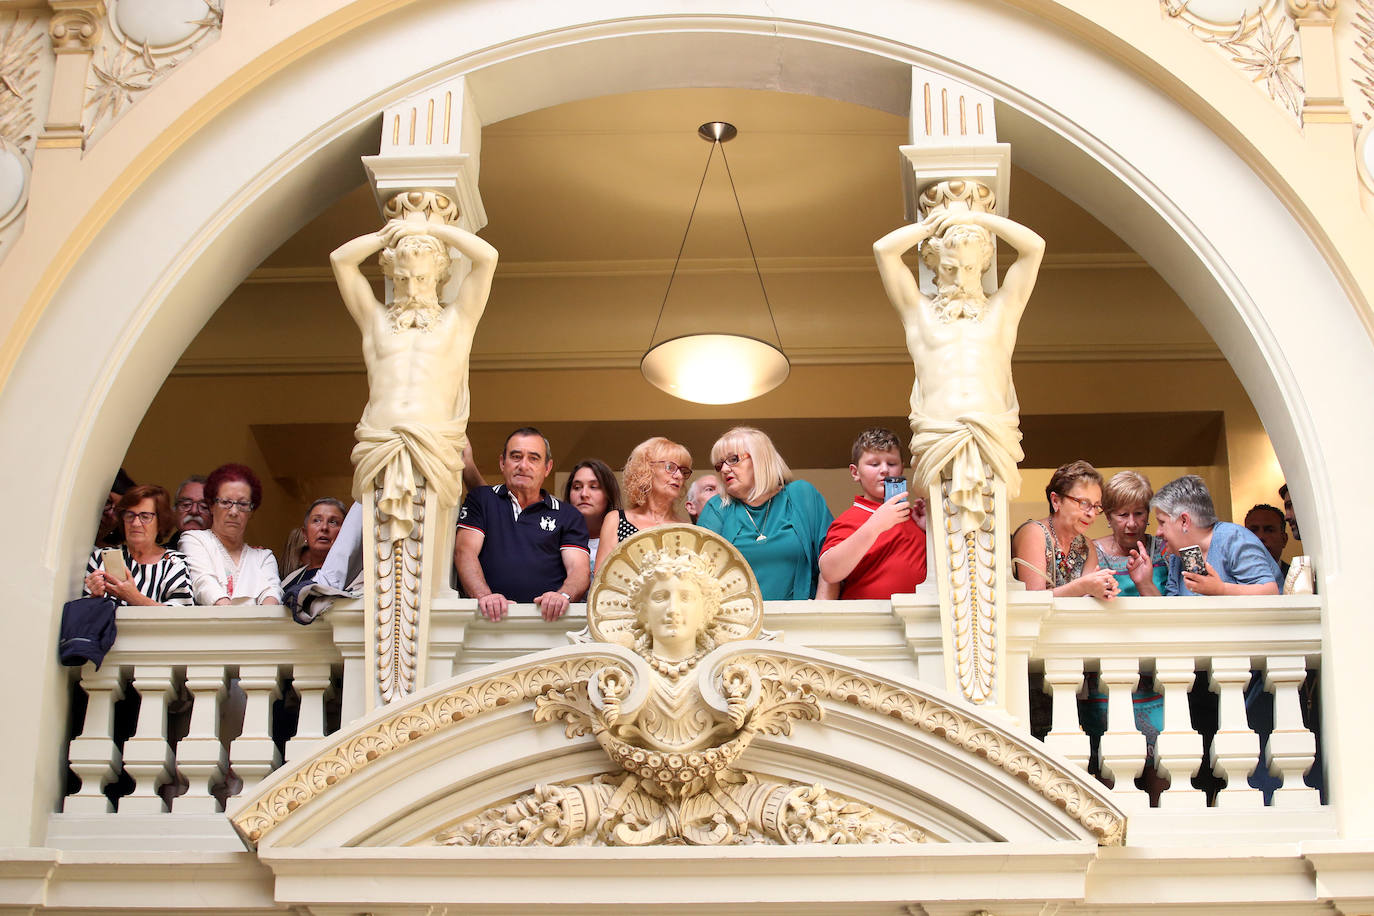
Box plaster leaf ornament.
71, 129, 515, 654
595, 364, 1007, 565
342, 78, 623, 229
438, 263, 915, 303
187, 0, 223, 30
431, 526, 923, 847
1354, 0, 1374, 122
332, 201, 497, 707
0, 14, 45, 239
87, 42, 160, 127
1160, 0, 1305, 122
1223, 12, 1304, 116
873, 180, 1043, 707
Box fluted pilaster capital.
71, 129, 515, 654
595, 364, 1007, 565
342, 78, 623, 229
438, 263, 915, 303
48, 0, 106, 53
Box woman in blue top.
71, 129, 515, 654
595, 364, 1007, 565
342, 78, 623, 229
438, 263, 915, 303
1128, 475, 1280, 596
1093, 471, 1168, 597
697, 427, 833, 600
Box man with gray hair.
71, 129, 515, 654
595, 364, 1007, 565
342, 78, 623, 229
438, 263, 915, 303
1127, 475, 1279, 597
685, 474, 721, 523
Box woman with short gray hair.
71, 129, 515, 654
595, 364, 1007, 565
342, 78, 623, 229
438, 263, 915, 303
1129, 475, 1280, 596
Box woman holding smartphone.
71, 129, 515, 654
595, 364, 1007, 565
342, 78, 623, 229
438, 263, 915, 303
1011, 460, 1119, 599
1128, 474, 1280, 596
82, 484, 192, 606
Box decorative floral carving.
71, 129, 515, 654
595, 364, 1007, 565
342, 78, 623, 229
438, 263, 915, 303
0, 16, 44, 151
81, 0, 222, 145
1162, 0, 1305, 120
1355, 0, 1374, 122
729, 651, 1126, 846
435, 772, 927, 847
229, 654, 633, 844
939, 478, 998, 704
374, 481, 423, 704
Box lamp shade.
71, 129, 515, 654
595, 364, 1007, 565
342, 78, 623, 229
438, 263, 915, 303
640, 334, 790, 405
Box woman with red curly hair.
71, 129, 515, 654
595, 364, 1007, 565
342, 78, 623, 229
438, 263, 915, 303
594, 437, 691, 571
179, 463, 282, 605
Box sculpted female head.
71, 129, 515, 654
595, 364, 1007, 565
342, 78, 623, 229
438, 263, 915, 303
626, 550, 724, 665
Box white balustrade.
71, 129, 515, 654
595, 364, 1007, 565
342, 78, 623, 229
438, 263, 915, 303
59, 594, 1326, 840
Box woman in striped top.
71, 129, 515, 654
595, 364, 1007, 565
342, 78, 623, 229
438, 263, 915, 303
83, 484, 192, 606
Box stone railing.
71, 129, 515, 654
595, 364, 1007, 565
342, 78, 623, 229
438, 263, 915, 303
55, 592, 1329, 846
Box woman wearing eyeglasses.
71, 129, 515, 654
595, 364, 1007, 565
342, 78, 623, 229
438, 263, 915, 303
179, 463, 282, 605
82, 484, 193, 606
1012, 459, 1119, 599
594, 438, 691, 571
697, 426, 834, 601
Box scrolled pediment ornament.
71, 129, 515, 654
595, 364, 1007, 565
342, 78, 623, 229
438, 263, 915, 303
431, 526, 926, 847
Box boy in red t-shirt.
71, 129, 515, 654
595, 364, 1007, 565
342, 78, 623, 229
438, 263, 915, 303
819, 428, 928, 599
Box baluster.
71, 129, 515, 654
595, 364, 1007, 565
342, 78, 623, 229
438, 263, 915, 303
285, 663, 333, 763
1154, 657, 1205, 809
227, 665, 283, 797
1264, 655, 1320, 808
175, 665, 227, 813
119, 664, 176, 813
1041, 658, 1089, 771
1210, 656, 1261, 808
65, 664, 126, 813
1097, 657, 1147, 811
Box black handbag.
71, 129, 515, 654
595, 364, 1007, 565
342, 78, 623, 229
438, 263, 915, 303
57, 596, 118, 669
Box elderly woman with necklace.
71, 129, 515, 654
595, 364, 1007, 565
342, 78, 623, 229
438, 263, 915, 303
180, 463, 282, 606
1012, 460, 1119, 599
696, 426, 833, 600
595, 438, 691, 572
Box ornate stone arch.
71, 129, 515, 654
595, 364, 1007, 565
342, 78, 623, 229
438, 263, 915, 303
3, 0, 1372, 841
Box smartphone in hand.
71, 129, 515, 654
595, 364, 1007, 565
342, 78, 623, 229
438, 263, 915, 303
100, 548, 129, 581
1178, 544, 1206, 576
883, 476, 908, 502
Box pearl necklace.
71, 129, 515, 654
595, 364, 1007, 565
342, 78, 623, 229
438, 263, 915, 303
212, 533, 246, 598
645, 648, 708, 679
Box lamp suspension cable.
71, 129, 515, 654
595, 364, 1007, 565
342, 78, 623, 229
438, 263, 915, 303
647, 135, 720, 350
717, 136, 783, 350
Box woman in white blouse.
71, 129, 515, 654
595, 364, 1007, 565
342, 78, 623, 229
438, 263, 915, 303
179, 463, 282, 605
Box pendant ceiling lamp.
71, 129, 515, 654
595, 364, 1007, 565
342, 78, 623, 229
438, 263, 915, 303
641, 122, 790, 405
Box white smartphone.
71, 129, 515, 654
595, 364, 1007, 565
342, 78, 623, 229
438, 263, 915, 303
100, 548, 129, 581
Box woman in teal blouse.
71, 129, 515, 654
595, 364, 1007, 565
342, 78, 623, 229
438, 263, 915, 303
697, 426, 833, 600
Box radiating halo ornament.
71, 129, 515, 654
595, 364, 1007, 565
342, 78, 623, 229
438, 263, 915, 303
640, 122, 790, 405
588, 523, 764, 654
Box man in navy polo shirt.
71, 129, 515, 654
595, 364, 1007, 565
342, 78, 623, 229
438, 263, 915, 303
455, 427, 590, 622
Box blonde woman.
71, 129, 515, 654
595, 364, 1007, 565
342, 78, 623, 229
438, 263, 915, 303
697, 426, 833, 600
595, 438, 692, 571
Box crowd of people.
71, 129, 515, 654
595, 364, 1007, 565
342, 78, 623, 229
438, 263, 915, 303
82, 429, 1303, 621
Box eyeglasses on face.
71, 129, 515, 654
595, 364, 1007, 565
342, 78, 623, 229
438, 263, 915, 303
713, 453, 749, 472
213, 498, 254, 513
174, 498, 208, 511
122, 511, 157, 525
1058, 494, 1104, 515
652, 460, 692, 478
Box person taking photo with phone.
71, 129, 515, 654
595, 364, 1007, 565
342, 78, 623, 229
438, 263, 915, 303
819, 427, 928, 599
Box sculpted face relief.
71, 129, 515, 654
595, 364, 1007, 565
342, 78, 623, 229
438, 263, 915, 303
643, 573, 707, 662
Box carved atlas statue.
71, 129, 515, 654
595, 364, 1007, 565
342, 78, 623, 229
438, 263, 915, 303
874, 179, 1045, 707
330, 190, 498, 707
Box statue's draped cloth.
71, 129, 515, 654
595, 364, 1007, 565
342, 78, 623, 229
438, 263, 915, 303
910, 408, 1022, 530
352, 421, 466, 542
